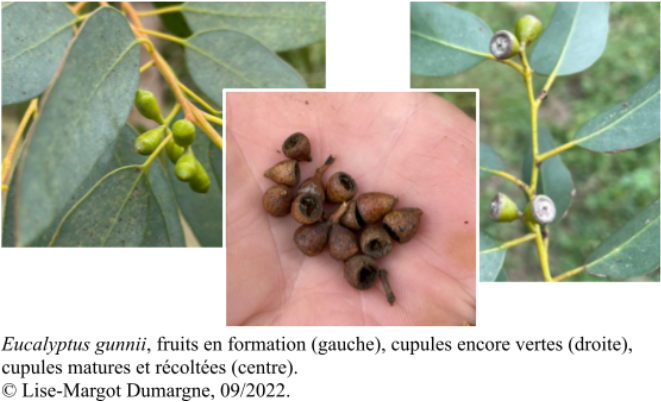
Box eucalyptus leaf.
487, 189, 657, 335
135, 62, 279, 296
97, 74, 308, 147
182, 2, 325, 52
185, 29, 306, 107
574, 73, 660, 152
480, 231, 506, 282
168, 112, 223, 247
495, 269, 508, 282
523, 128, 574, 224
480, 142, 505, 179
411, 2, 492, 76
2, 169, 19, 247
585, 200, 660, 278
14, 7, 140, 246
530, 2, 610, 76
2, 2, 77, 105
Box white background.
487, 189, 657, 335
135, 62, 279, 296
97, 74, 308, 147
1, 0, 660, 401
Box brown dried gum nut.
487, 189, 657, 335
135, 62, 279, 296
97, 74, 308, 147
340, 200, 362, 230
264, 160, 300, 187
382, 208, 423, 243
294, 202, 348, 256
356, 192, 399, 225
360, 225, 393, 258
263, 185, 295, 217
282, 132, 312, 162
328, 224, 359, 261
298, 154, 336, 203
291, 193, 323, 224
344, 255, 379, 290
326, 172, 358, 203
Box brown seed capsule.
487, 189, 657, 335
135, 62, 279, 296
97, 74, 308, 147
282, 132, 312, 162
328, 224, 359, 261
264, 160, 300, 187
263, 185, 295, 217
294, 202, 348, 256
291, 193, 323, 224
356, 192, 399, 225
326, 172, 358, 203
360, 225, 393, 258
340, 200, 363, 230
382, 208, 423, 243
379, 269, 396, 306
298, 155, 336, 202
344, 255, 379, 290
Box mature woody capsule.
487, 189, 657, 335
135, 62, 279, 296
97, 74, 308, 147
264, 160, 300, 187
294, 203, 348, 256
282, 132, 312, 162
263, 185, 295, 217
344, 255, 379, 290
383, 208, 423, 243
339, 200, 362, 230
298, 155, 336, 202
291, 193, 323, 224
326, 172, 358, 203
356, 192, 399, 225
360, 225, 393, 258
328, 224, 359, 261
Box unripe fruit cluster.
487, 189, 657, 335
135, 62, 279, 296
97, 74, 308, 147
132, 90, 209, 194
262, 133, 424, 306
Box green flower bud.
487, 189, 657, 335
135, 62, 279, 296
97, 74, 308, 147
516, 15, 542, 45
134, 126, 165, 155
189, 161, 211, 194
489, 192, 521, 222
172, 119, 196, 148
174, 151, 198, 182
525, 195, 556, 225
490, 30, 519, 60
165, 137, 185, 163
134, 89, 165, 124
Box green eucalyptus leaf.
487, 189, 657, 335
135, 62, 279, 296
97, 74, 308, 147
2, 168, 19, 247
185, 29, 306, 107
480, 231, 506, 282
523, 128, 574, 224
530, 2, 610, 76
574, 73, 660, 152
181, 2, 325, 52
154, 2, 192, 38
584, 200, 660, 278
14, 7, 140, 246
2, 2, 77, 105
480, 142, 505, 179
411, 2, 492, 76
495, 269, 508, 282
168, 112, 223, 247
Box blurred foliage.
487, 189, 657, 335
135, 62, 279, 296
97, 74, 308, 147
435, 92, 476, 120
413, 2, 660, 281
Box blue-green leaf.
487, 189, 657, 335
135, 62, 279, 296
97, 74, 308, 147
2, 2, 77, 105
523, 128, 574, 224
185, 29, 306, 107
480, 231, 506, 282
585, 200, 660, 278
14, 7, 140, 246
480, 142, 505, 179
530, 2, 610, 76
574, 73, 660, 152
411, 2, 492, 76
182, 2, 325, 52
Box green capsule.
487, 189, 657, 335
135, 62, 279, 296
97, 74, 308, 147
516, 15, 542, 45
135, 126, 165, 155
172, 119, 196, 148
174, 151, 198, 182
134, 90, 165, 124
489, 193, 521, 222
189, 161, 211, 194
166, 137, 185, 163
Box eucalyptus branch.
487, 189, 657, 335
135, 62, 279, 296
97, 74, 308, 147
136, 5, 183, 17
480, 233, 537, 254
139, 60, 154, 73
552, 266, 585, 282
1, 98, 38, 190
191, 104, 223, 150
480, 167, 532, 198
178, 81, 221, 116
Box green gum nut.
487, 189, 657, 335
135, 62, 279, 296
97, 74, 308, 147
524, 195, 556, 225
172, 119, 196, 148
189, 161, 211, 194
174, 151, 198, 182
489, 192, 520, 222
134, 90, 165, 124
166, 137, 185, 163
490, 30, 520, 60
516, 15, 542, 45
134, 126, 165, 155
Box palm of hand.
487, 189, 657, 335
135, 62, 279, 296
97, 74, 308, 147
227, 93, 476, 326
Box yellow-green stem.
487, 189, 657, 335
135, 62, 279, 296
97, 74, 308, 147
139, 60, 154, 73
480, 167, 532, 199
552, 266, 585, 282
532, 224, 552, 282
191, 105, 223, 150
138, 28, 186, 45
178, 82, 221, 115
538, 140, 579, 162
480, 233, 537, 254
2, 98, 38, 190
164, 103, 182, 126
136, 5, 183, 17
203, 112, 223, 126
143, 133, 172, 174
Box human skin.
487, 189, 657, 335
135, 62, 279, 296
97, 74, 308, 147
226, 92, 476, 326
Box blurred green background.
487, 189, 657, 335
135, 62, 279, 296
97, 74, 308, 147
413, 2, 660, 281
